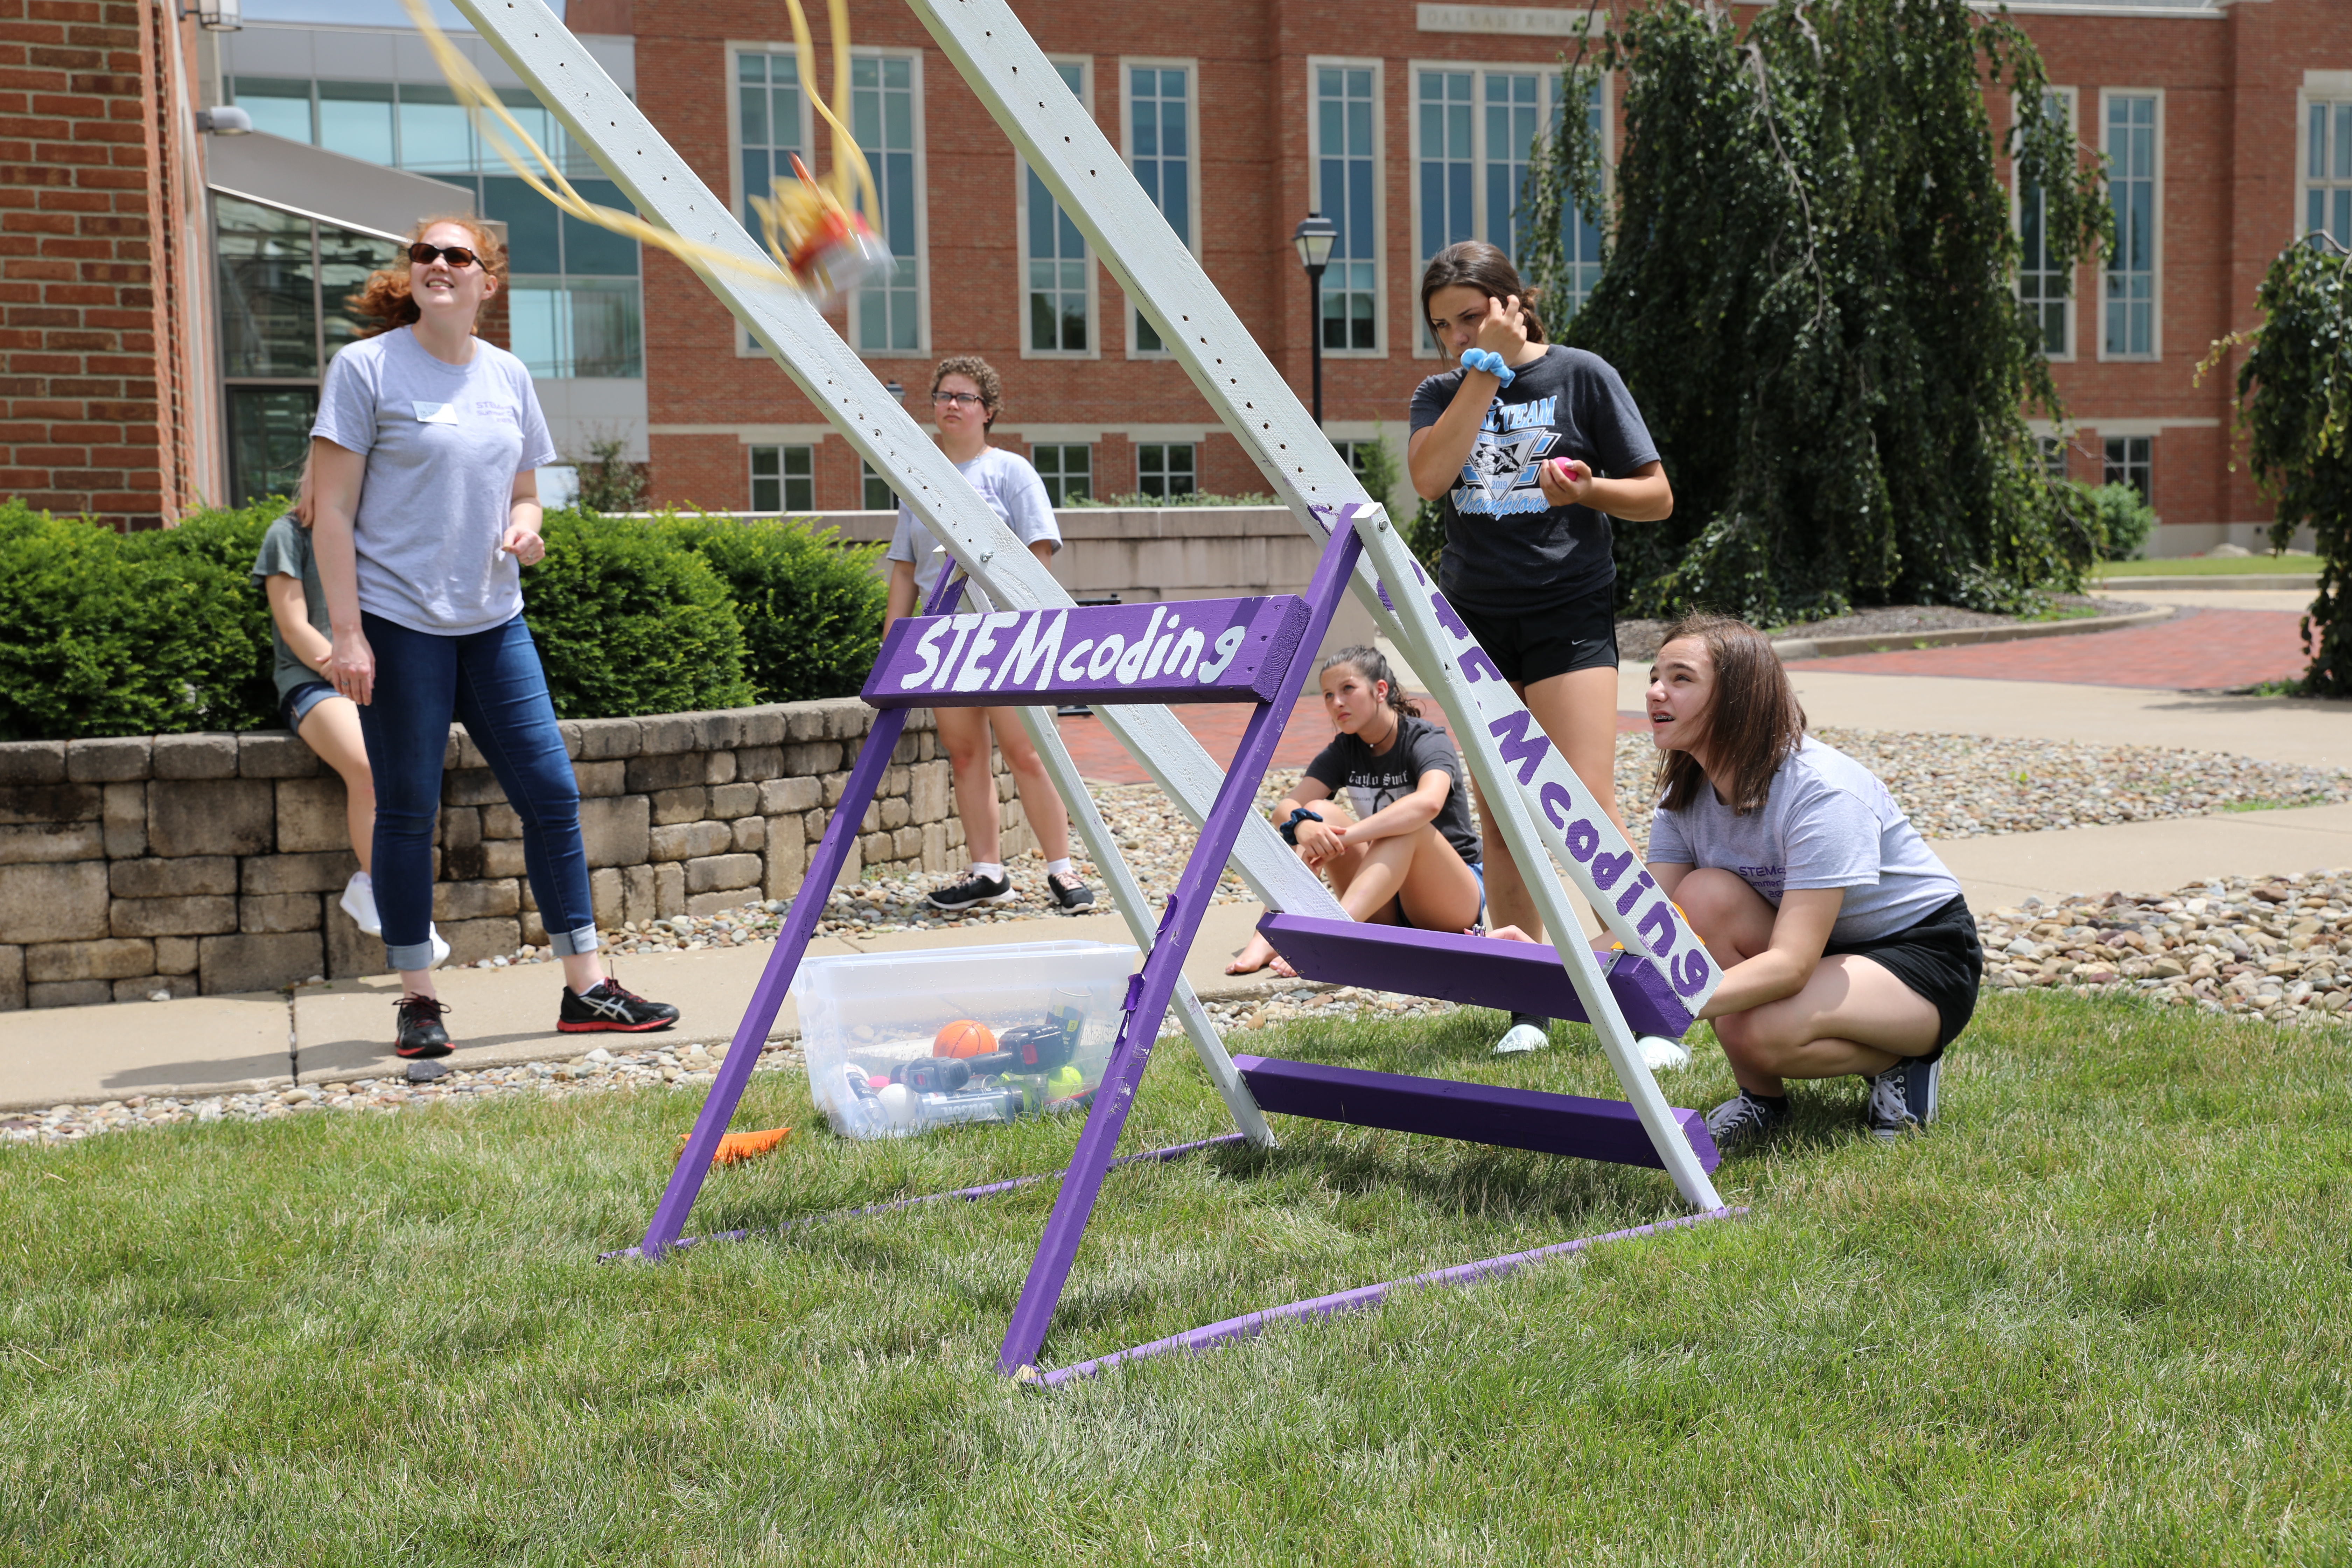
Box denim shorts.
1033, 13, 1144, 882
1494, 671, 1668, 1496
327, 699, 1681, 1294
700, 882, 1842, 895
1397, 858, 1485, 931
281, 679, 336, 733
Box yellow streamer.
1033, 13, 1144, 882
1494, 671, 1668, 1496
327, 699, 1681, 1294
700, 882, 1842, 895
393, 0, 885, 297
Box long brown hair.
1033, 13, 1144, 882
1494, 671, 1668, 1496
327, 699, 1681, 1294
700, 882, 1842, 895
1654, 613, 1806, 817
1419, 240, 1548, 346
348, 214, 509, 337
1319, 644, 1421, 719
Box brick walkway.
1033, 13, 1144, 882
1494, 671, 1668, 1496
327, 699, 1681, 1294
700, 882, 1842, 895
1783, 607, 2307, 691
1053, 696, 1649, 784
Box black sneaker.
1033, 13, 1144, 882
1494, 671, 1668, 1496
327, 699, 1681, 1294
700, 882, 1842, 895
558, 979, 680, 1034
1702, 1090, 1786, 1155
393, 993, 453, 1059
1047, 872, 1095, 911
927, 870, 1017, 911
1864, 1056, 1940, 1141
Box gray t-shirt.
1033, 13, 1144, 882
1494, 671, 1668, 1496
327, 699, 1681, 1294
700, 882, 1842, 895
310, 328, 558, 635
250, 513, 329, 703
1303, 712, 1480, 866
888, 446, 1060, 606
1645, 736, 1960, 944
1406, 344, 1658, 612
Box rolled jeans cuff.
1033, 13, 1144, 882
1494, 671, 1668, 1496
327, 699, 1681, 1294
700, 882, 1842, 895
387, 938, 438, 972
550, 923, 600, 958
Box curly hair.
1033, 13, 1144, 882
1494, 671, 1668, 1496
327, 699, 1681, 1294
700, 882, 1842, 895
930, 355, 1003, 428
347, 214, 509, 337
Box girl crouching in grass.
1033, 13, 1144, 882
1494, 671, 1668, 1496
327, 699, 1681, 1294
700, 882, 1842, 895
1642, 614, 1982, 1151
1226, 646, 1485, 978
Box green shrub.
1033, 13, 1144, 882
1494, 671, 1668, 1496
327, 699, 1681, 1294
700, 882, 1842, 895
120, 498, 288, 731
526, 508, 755, 719
664, 512, 887, 704
0, 500, 282, 741
2074, 482, 2157, 560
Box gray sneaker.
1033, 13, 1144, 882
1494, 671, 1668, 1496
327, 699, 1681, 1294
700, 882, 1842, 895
1864, 1057, 1940, 1141
1702, 1090, 1785, 1155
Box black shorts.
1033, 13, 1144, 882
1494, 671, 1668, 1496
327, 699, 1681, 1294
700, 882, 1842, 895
1450, 579, 1618, 686
1825, 893, 1982, 1059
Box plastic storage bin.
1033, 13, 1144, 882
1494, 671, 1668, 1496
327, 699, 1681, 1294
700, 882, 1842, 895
793, 940, 1138, 1139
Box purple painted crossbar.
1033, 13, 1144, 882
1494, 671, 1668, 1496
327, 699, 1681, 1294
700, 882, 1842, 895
1034, 1206, 1745, 1386
1255, 912, 1698, 1041
599, 1135, 1242, 1262
862, 595, 1310, 708
1232, 1055, 1720, 1174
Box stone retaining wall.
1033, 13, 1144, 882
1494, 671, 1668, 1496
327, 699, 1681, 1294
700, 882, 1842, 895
0, 699, 1027, 1009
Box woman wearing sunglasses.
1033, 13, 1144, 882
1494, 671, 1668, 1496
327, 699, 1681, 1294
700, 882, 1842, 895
881, 356, 1092, 913
310, 217, 679, 1062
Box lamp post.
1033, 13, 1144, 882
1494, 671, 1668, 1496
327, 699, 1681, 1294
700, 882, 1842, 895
1291, 211, 1336, 426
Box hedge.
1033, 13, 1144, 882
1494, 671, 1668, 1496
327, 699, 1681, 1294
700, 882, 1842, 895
0, 502, 890, 741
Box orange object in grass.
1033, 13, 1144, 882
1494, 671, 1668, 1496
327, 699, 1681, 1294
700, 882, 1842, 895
677, 1126, 793, 1167
933, 1018, 996, 1058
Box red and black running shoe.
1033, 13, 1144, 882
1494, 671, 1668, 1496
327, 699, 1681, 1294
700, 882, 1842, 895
558, 979, 679, 1033
393, 993, 453, 1059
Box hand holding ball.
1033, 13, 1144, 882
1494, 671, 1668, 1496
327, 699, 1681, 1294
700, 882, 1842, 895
933, 1019, 996, 1058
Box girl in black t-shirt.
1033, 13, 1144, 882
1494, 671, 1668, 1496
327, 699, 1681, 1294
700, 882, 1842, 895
1406, 241, 1672, 960
1226, 647, 1484, 977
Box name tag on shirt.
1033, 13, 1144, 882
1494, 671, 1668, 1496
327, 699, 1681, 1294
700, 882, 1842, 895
413, 401, 461, 425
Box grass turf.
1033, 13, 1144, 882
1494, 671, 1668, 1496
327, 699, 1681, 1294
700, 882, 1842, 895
2092, 554, 2320, 578
2, 989, 2346, 1564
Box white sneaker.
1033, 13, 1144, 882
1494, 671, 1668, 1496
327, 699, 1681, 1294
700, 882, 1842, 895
1638, 1035, 1693, 1071
340, 873, 381, 936
1494, 1023, 1548, 1054
428, 925, 451, 968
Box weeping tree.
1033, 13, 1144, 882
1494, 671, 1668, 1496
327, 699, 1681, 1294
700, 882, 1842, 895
1520, 0, 2109, 623
2212, 238, 2352, 693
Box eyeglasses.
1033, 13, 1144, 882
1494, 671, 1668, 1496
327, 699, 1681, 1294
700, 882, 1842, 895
408, 242, 481, 269
930, 390, 985, 408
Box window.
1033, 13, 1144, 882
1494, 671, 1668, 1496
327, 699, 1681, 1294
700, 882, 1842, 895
1415, 68, 1601, 340
862, 460, 896, 510
2018, 90, 2076, 358
2036, 434, 2070, 481
2104, 435, 2152, 504
750, 445, 813, 512
1138, 443, 1196, 498
738, 51, 806, 239
318, 80, 394, 164
230, 76, 313, 141
1023, 62, 1091, 355
1560, 77, 1605, 319
1314, 64, 1379, 351
2308, 99, 2352, 248
1033, 444, 1092, 505
852, 54, 922, 354
2103, 93, 2158, 358
1124, 63, 1193, 353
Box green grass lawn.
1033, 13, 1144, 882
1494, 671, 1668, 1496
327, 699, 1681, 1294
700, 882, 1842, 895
4, 992, 2347, 1565
2094, 553, 2319, 578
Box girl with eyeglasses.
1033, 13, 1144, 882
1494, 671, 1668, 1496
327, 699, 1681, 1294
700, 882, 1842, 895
310, 216, 679, 1063
882, 356, 1092, 913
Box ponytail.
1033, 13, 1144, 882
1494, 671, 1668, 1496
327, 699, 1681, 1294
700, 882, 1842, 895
1319, 645, 1420, 719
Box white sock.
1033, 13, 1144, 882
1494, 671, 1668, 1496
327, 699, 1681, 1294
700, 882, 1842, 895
968, 861, 1005, 881
1046, 858, 1074, 877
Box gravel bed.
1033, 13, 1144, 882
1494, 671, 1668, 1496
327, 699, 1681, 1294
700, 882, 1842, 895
1616, 597, 2148, 664
1976, 869, 2352, 1027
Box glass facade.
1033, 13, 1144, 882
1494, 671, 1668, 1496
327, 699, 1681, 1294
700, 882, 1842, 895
2104, 94, 2156, 358
852, 55, 922, 353
1026, 64, 1090, 354
1316, 65, 1378, 351
1128, 65, 1189, 352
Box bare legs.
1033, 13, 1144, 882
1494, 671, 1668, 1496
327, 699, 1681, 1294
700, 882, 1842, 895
1226, 806, 1483, 975
1471, 665, 1624, 944
936, 704, 1072, 867
1674, 868, 1941, 1096
297, 696, 375, 876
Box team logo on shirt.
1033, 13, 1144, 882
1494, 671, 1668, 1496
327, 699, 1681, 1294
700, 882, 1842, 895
1454, 394, 1560, 516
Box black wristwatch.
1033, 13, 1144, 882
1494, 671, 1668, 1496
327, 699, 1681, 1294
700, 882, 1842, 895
1278, 807, 1324, 846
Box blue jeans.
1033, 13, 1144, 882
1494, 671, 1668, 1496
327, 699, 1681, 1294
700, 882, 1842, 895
355, 611, 599, 971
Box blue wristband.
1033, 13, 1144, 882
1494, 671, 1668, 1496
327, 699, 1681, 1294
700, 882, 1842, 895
1461, 348, 1515, 386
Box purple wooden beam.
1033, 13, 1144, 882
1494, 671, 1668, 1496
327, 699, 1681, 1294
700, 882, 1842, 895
1232, 1055, 1719, 1174
862, 595, 1311, 709
1034, 1206, 1745, 1386
995, 512, 1370, 1379
600, 1135, 1243, 1262
1254, 912, 1698, 1041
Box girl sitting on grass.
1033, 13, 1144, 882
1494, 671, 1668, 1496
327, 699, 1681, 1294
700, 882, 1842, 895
1634, 612, 1982, 1149
1226, 646, 1484, 979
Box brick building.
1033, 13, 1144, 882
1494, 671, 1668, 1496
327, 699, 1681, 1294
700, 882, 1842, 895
0, 0, 219, 531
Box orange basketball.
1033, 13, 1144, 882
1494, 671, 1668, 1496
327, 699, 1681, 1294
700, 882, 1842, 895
933, 1018, 996, 1058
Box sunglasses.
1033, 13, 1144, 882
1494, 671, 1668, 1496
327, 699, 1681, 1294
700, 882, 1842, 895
408, 242, 481, 268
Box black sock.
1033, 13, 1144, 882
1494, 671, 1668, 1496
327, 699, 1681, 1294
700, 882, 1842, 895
1752, 1091, 1790, 1111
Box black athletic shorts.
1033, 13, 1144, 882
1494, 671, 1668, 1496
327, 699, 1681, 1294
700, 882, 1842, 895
1825, 892, 1982, 1060
1450, 578, 1619, 686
